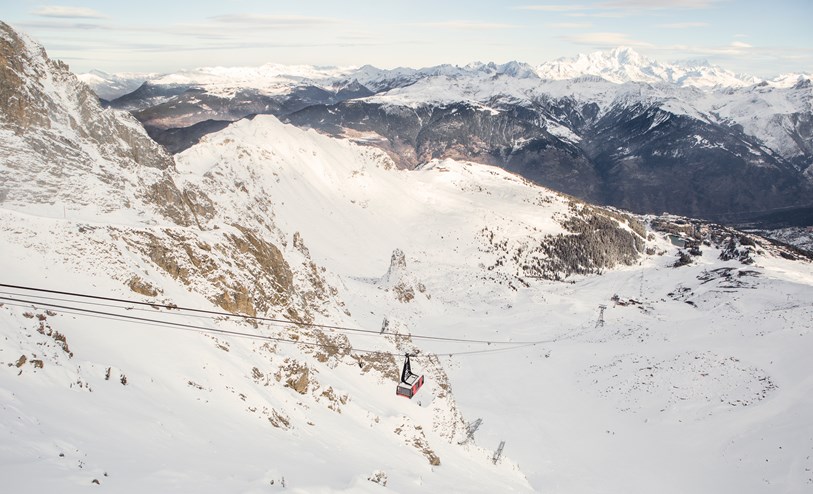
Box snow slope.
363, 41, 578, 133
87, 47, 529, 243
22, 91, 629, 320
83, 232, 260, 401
2, 23, 536, 492
4, 109, 813, 492
0, 116, 545, 491
177, 116, 813, 493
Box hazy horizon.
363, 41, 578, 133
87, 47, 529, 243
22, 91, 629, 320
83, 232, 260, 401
3, 1, 812, 78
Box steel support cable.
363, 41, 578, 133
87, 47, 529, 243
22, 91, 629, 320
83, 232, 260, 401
0, 296, 545, 358
0, 290, 294, 328
0, 282, 548, 346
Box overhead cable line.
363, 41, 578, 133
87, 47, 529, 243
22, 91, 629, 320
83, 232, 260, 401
0, 283, 545, 346
0, 296, 546, 359
0, 290, 292, 327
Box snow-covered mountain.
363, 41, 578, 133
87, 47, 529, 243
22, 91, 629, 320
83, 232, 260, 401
76, 70, 154, 101
535, 47, 762, 88
284, 71, 813, 226
80, 47, 810, 98
0, 23, 173, 218
77, 48, 813, 228
3, 22, 813, 493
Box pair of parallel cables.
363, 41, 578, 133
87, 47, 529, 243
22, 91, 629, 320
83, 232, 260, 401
0, 283, 555, 359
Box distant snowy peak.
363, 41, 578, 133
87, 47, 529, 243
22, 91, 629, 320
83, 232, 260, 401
768, 72, 813, 89
536, 47, 760, 88
150, 63, 354, 87
76, 69, 156, 100
81, 61, 544, 102
79, 47, 809, 102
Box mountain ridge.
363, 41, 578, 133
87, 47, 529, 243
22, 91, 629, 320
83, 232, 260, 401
535, 46, 765, 88
82, 46, 812, 100
75, 46, 813, 229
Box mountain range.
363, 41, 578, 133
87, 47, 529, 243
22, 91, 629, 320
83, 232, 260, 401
80, 48, 813, 229
3, 21, 813, 493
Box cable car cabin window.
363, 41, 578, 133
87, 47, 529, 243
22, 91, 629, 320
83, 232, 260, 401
396, 383, 413, 398
396, 354, 424, 399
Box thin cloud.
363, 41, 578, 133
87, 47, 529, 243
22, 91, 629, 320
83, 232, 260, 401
209, 14, 342, 28
599, 0, 720, 8
19, 21, 111, 31
562, 31, 653, 48
656, 41, 761, 58
656, 22, 709, 28
514, 5, 591, 11
517, 0, 718, 13
417, 20, 515, 30
31, 6, 108, 19
779, 53, 812, 61
546, 22, 593, 29
565, 11, 627, 18
337, 31, 378, 41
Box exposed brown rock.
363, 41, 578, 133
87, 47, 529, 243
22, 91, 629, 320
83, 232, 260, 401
127, 276, 159, 297
276, 360, 312, 395
0, 23, 49, 130
354, 352, 399, 383
214, 285, 256, 317
268, 409, 291, 429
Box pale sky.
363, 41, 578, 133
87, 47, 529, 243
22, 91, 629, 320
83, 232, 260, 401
3, 0, 812, 77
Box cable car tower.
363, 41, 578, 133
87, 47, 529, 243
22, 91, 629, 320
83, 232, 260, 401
396, 354, 425, 399
596, 304, 607, 328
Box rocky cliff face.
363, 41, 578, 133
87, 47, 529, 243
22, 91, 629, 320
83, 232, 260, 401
0, 21, 173, 213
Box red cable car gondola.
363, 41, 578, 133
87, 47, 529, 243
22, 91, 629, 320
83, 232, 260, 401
396, 353, 424, 399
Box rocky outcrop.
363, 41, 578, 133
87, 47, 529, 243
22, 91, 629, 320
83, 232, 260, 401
117, 225, 310, 319
378, 249, 429, 303
0, 23, 52, 130
127, 276, 160, 297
